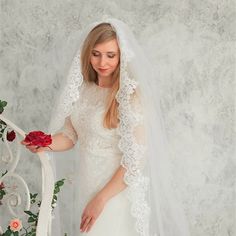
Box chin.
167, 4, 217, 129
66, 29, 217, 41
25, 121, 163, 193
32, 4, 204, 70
97, 72, 113, 77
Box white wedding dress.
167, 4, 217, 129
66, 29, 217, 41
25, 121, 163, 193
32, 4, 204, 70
60, 81, 138, 236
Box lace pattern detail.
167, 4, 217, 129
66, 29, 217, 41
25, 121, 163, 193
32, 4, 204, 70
116, 55, 151, 235
49, 52, 83, 134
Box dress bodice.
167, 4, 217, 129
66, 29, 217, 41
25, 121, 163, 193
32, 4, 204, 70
70, 81, 121, 155
60, 81, 123, 203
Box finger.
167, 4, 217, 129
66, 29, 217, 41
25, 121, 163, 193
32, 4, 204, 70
36, 147, 44, 152
26, 146, 36, 151
80, 213, 87, 227
30, 149, 37, 153
80, 209, 89, 227
81, 217, 92, 232
21, 140, 29, 145
80, 215, 88, 230
27, 145, 38, 150
27, 146, 38, 153
34, 146, 41, 153
80, 216, 85, 229
82, 213, 86, 219
86, 218, 96, 232
25, 146, 33, 152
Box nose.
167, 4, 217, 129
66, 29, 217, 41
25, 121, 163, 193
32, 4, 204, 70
99, 55, 107, 67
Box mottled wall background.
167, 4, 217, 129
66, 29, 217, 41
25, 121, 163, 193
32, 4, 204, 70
0, 0, 235, 235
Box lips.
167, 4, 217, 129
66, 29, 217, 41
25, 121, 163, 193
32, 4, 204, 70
98, 68, 109, 72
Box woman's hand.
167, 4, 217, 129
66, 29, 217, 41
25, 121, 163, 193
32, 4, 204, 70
20, 140, 47, 153
80, 195, 106, 233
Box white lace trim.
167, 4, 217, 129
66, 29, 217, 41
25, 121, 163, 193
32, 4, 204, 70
49, 52, 83, 134
116, 51, 151, 235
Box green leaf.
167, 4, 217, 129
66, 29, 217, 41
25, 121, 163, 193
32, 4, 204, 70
1, 170, 8, 177
28, 216, 36, 223
0, 189, 6, 199
0, 119, 6, 125
0, 127, 5, 133
24, 210, 34, 216
3, 229, 12, 236
26, 211, 37, 218
13, 231, 19, 236
56, 180, 65, 186
1, 101, 7, 107
30, 193, 38, 199
54, 187, 60, 194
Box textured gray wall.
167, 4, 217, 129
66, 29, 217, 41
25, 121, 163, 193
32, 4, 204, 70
0, 0, 235, 235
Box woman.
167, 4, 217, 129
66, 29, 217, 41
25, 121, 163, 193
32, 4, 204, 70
22, 19, 189, 236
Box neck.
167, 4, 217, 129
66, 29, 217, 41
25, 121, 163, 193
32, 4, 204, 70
97, 76, 113, 88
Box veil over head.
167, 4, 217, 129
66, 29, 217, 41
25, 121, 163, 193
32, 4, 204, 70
48, 18, 190, 236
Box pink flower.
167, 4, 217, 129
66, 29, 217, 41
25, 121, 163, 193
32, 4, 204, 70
9, 218, 22, 232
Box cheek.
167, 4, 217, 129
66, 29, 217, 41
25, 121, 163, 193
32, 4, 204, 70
90, 58, 98, 67
111, 59, 120, 69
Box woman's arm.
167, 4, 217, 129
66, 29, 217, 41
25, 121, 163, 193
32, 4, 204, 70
21, 116, 78, 153
96, 165, 127, 203
80, 165, 127, 233
48, 132, 75, 152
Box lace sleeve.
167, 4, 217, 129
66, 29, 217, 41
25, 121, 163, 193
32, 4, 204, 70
58, 116, 78, 145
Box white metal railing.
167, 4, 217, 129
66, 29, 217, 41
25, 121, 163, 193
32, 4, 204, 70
0, 114, 54, 236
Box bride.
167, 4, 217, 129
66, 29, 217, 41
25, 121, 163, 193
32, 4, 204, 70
21, 18, 190, 236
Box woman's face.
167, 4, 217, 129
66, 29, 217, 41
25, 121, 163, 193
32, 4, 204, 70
90, 39, 120, 80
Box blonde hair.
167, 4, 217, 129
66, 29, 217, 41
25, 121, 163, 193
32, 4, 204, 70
81, 23, 120, 129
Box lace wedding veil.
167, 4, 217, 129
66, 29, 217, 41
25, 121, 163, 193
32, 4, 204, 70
47, 18, 190, 236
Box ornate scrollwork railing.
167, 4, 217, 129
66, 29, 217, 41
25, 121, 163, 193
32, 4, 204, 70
0, 114, 54, 236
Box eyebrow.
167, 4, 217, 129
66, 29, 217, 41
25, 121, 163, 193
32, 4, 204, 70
92, 49, 118, 54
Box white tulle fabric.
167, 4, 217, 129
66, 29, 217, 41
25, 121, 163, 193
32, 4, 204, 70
48, 18, 190, 236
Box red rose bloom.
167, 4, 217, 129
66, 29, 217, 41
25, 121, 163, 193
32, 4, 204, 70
7, 130, 16, 142
24, 131, 52, 147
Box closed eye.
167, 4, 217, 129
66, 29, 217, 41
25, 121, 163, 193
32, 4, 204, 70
92, 50, 117, 59
92, 52, 100, 57
107, 54, 115, 58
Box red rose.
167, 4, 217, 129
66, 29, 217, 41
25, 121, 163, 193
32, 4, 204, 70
7, 130, 16, 142
24, 131, 52, 147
